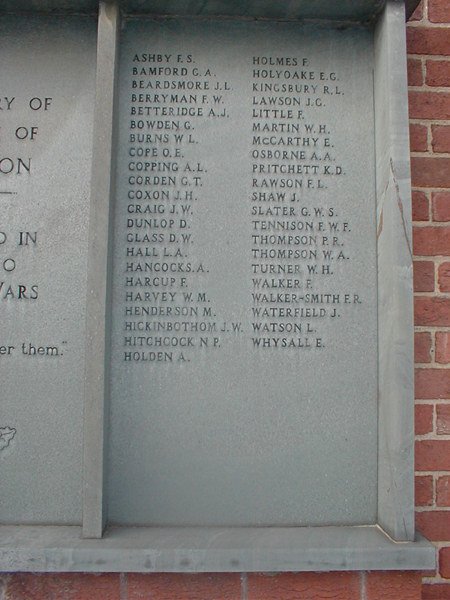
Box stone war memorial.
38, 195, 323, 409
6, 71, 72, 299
0, 0, 436, 575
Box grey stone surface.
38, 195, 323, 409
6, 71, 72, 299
375, 0, 415, 542
120, 0, 387, 21
108, 16, 378, 527
83, 0, 119, 539
0, 16, 96, 524
0, 0, 422, 22
0, 0, 98, 13
0, 525, 435, 572
0, 0, 431, 573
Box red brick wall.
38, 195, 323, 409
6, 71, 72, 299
0, 1, 448, 598
0, 571, 424, 599
409, 0, 450, 598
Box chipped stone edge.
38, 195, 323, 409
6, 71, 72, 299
374, 0, 416, 541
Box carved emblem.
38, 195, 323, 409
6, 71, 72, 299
0, 427, 16, 450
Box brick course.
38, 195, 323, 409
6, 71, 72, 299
126, 574, 241, 599
436, 332, 450, 363
409, 5, 450, 595
246, 572, 360, 600
426, 61, 450, 87
416, 440, 450, 470
428, 0, 450, 23
4, 574, 121, 600
415, 331, 433, 362
432, 192, 450, 222
437, 476, 450, 506
416, 404, 435, 434
416, 475, 434, 506
366, 572, 423, 600
437, 404, 450, 434
438, 262, 450, 291
407, 27, 450, 55
413, 190, 430, 221
411, 122, 429, 150
414, 261, 435, 291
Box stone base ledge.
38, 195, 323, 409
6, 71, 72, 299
0, 525, 435, 573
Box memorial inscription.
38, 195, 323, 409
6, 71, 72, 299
124, 49, 224, 364
250, 56, 355, 352
0, 16, 96, 524
108, 18, 378, 526
120, 46, 363, 363
0, 0, 435, 574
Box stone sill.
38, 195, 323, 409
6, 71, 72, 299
0, 525, 435, 572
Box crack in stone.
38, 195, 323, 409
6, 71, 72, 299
377, 208, 384, 239
390, 158, 413, 260
376, 177, 390, 239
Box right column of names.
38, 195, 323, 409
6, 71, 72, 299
249, 56, 362, 352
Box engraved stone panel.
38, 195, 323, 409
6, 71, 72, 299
108, 17, 378, 526
0, 17, 96, 523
